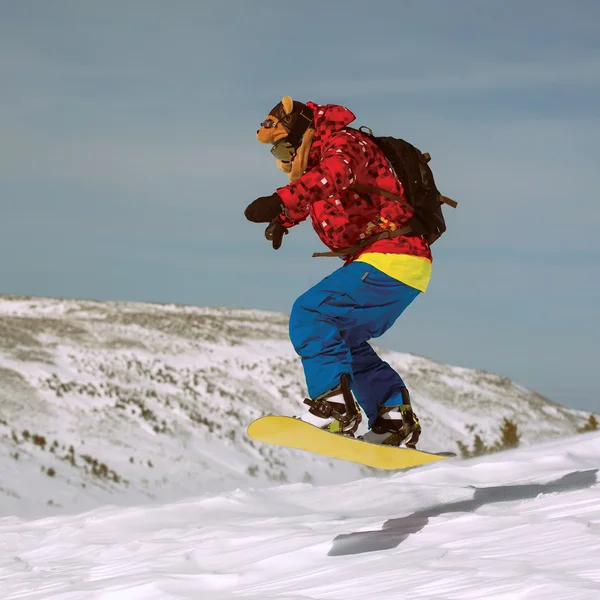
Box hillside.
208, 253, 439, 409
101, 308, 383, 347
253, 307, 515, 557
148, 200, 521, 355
0, 294, 593, 518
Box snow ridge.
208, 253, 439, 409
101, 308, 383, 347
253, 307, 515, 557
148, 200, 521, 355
1, 431, 599, 599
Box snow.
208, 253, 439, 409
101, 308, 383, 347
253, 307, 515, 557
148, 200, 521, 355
2, 431, 599, 599
1, 294, 599, 597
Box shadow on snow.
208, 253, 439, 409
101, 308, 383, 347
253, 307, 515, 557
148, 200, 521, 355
328, 469, 598, 556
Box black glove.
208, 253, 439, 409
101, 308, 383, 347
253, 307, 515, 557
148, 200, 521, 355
265, 220, 288, 250
244, 193, 284, 223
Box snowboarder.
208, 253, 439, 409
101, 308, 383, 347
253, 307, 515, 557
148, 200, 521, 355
245, 96, 437, 449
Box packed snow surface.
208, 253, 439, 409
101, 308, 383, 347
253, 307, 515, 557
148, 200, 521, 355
2, 431, 599, 599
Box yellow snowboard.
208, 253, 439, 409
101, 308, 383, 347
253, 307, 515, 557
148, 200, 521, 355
247, 416, 455, 471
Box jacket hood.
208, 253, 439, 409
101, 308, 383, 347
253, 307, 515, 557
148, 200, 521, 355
307, 102, 356, 142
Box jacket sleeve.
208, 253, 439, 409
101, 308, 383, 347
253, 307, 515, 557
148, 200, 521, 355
275, 131, 362, 227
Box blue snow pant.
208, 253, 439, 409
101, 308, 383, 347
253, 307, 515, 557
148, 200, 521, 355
289, 261, 420, 428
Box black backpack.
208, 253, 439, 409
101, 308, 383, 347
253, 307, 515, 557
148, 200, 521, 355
352, 127, 457, 245
312, 127, 457, 258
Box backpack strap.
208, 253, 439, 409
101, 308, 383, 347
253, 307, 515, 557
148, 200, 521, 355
439, 195, 458, 208
312, 225, 412, 258
353, 183, 458, 209
351, 183, 413, 211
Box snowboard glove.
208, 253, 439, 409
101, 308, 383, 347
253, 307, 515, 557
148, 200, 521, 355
244, 193, 284, 223
265, 220, 288, 250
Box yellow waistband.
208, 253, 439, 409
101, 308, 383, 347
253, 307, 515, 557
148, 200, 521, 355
355, 253, 432, 292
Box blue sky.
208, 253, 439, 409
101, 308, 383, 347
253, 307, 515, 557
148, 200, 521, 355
1, 0, 599, 412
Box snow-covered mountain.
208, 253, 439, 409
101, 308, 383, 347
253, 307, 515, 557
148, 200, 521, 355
0, 294, 594, 519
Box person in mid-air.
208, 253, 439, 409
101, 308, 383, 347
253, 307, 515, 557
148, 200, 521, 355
245, 96, 438, 449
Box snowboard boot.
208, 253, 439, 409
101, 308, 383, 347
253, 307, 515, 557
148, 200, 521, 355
361, 387, 421, 449
298, 373, 362, 436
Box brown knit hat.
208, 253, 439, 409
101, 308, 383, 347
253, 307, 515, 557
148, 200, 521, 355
268, 96, 313, 136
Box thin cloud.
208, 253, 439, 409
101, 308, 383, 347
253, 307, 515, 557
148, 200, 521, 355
0, 128, 265, 189
292, 57, 600, 98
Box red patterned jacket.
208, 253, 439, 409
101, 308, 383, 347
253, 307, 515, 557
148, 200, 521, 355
276, 102, 432, 262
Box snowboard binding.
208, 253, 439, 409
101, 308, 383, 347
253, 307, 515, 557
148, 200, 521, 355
303, 373, 362, 436
365, 388, 421, 449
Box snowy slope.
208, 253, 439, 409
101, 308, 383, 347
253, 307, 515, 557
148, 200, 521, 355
0, 294, 594, 519
2, 430, 599, 599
